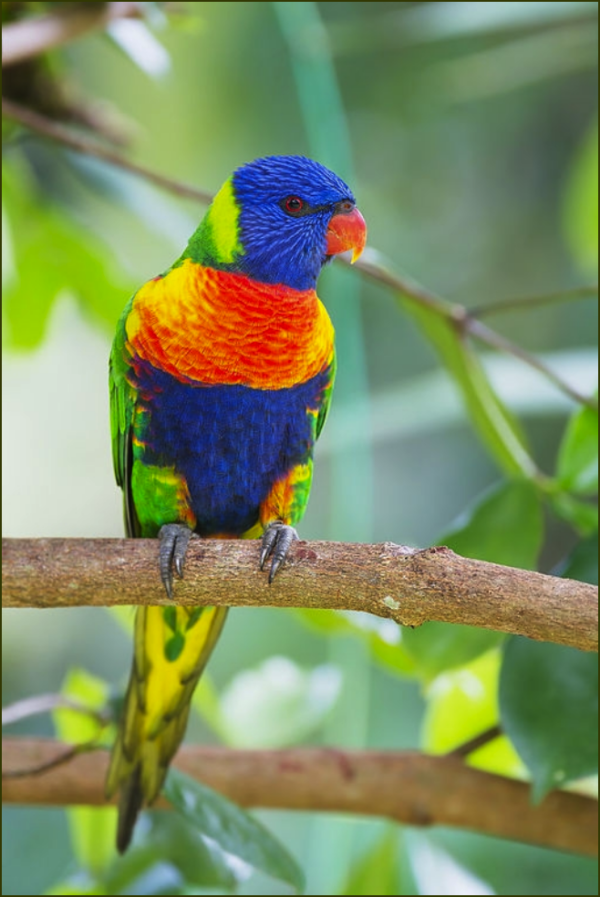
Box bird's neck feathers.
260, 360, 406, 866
178, 177, 323, 292
182, 177, 244, 271
127, 259, 334, 389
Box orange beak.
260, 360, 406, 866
325, 207, 367, 263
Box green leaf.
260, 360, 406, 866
2, 162, 133, 350
101, 814, 239, 894
557, 401, 598, 495
559, 535, 598, 585
294, 608, 416, 676
441, 479, 544, 569
550, 491, 598, 536
400, 298, 537, 478
334, 612, 416, 677
401, 480, 543, 679
499, 637, 598, 801
563, 117, 598, 275
54, 670, 117, 875
163, 767, 304, 892
341, 828, 400, 896
401, 622, 504, 682
422, 649, 524, 778
45, 883, 107, 896
219, 656, 341, 748
54, 669, 112, 744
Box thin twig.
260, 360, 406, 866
1, 98, 596, 411
1, 99, 213, 204
2, 739, 100, 780
2, 693, 109, 728
470, 284, 598, 318
464, 316, 598, 410
447, 725, 503, 759
2, 538, 598, 652
2, 737, 597, 857
354, 255, 598, 411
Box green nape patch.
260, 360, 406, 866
207, 178, 243, 263
181, 177, 244, 268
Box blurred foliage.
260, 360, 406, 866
500, 638, 598, 802
2, 1, 598, 896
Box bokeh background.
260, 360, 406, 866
2, 2, 598, 895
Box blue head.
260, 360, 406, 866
184, 155, 366, 291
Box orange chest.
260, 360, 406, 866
125, 259, 335, 389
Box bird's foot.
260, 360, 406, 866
259, 522, 298, 583
158, 524, 194, 598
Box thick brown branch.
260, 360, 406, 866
2, 538, 597, 652
2, 737, 597, 858
2, 2, 143, 68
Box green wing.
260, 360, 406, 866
316, 351, 337, 441
109, 299, 140, 537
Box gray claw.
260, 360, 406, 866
260, 522, 298, 583
159, 524, 193, 598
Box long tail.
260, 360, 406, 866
106, 603, 228, 853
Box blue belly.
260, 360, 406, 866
132, 359, 331, 536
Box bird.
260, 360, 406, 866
105, 154, 367, 853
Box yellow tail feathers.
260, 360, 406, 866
106, 603, 228, 853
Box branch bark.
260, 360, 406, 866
2, 538, 597, 652
2, 737, 596, 858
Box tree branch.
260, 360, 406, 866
2, 538, 597, 652
2, 2, 143, 68
1, 98, 213, 204
353, 254, 598, 411
446, 725, 503, 759
469, 284, 598, 319
2, 737, 596, 858
1, 693, 108, 728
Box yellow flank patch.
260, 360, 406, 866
206, 177, 243, 263
125, 305, 141, 343
259, 461, 313, 527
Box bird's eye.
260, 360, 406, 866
338, 199, 355, 213
282, 196, 307, 215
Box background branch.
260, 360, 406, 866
353, 255, 597, 411
2, 538, 597, 652
2, 737, 596, 858
2, 693, 108, 728
470, 284, 598, 318
1, 98, 213, 203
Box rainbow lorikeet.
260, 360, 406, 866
106, 155, 367, 852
